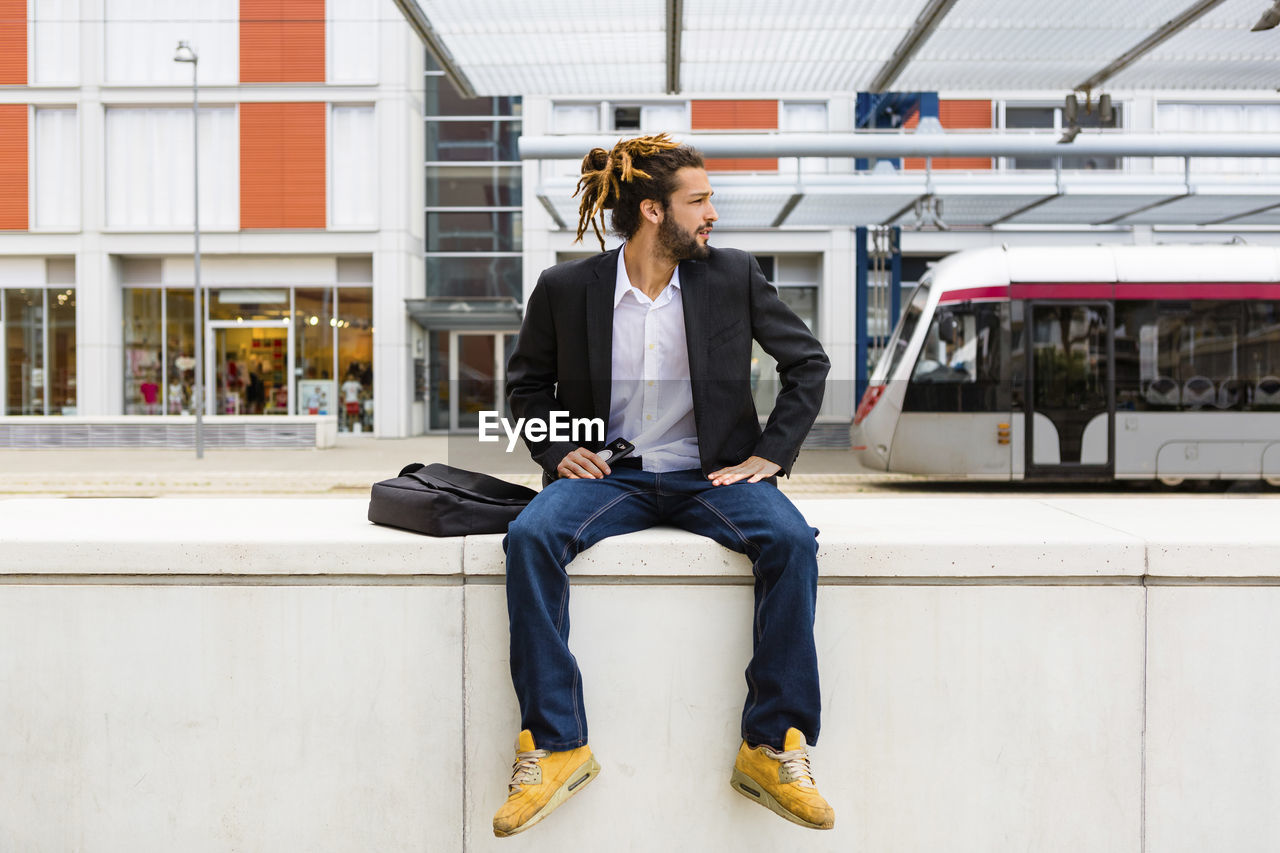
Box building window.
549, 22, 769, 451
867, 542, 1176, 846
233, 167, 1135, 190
327, 0, 378, 83
105, 107, 238, 230
3, 287, 77, 415
33, 107, 79, 230
103, 0, 237, 85
330, 105, 377, 228
120, 284, 372, 427
425, 63, 523, 300
749, 255, 819, 417
123, 288, 195, 415
1155, 103, 1280, 176
336, 287, 373, 433
32, 0, 80, 85
1002, 102, 1122, 170
781, 101, 828, 175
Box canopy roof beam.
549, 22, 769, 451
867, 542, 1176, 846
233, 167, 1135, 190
389, 0, 477, 98
666, 0, 683, 94
1075, 0, 1231, 93
867, 0, 961, 93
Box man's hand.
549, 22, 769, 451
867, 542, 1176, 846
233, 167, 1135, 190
556, 447, 612, 479
708, 455, 781, 486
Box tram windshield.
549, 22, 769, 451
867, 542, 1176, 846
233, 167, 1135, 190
878, 278, 930, 381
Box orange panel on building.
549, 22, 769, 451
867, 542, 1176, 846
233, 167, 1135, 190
241, 0, 326, 83
904, 100, 992, 171
0, 104, 28, 230
240, 102, 326, 229
691, 100, 778, 172
0, 0, 26, 85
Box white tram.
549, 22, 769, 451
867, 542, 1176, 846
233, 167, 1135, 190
852, 245, 1280, 483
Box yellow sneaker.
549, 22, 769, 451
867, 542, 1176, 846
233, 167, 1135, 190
492, 730, 600, 838
730, 727, 834, 830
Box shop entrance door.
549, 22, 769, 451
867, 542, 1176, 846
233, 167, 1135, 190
206, 320, 294, 415
448, 331, 518, 431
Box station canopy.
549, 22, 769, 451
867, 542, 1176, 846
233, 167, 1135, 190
397, 0, 1280, 228
401, 0, 1280, 96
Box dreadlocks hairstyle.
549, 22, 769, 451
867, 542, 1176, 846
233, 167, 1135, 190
573, 133, 705, 251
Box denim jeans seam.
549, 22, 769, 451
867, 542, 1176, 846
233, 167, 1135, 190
556, 488, 656, 565
685, 491, 769, 731
570, 661, 584, 743
686, 493, 762, 560
742, 577, 766, 729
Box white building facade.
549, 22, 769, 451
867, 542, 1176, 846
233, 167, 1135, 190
0, 0, 426, 441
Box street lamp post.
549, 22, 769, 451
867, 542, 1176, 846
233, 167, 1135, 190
174, 41, 203, 459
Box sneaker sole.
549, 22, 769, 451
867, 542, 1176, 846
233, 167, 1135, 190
493, 756, 601, 838
730, 768, 833, 830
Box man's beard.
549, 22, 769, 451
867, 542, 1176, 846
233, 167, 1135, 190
657, 210, 710, 261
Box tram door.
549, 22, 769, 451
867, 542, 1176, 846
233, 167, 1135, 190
1025, 302, 1114, 478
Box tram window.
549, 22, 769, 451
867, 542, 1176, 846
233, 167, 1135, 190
903, 302, 1009, 412
1245, 302, 1280, 409
1116, 299, 1276, 411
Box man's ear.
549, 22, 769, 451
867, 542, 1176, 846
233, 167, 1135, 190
640, 198, 663, 225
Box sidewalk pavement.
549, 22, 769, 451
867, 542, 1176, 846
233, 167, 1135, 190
0, 435, 896, 498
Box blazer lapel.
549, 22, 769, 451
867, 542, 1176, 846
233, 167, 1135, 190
679, 258, 708, 380
586, 249, 618, 427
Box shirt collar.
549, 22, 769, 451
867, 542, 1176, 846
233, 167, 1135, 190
614, 243, 682, 308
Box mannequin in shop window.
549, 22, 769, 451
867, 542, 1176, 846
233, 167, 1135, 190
342, 366, 364, 431
168, 376, 185, 415
140, 371, 160, 415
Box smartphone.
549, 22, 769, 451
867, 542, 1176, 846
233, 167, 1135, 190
596, 437, 635, 464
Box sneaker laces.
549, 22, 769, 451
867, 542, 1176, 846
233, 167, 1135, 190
508, 748, 548, 793
764, 746, 817, 789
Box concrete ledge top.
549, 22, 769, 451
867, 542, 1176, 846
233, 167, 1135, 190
0, 498, 462, 576
2, 496, 1276, 579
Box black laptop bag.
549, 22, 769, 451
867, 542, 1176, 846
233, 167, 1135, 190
368, 463, 537, 536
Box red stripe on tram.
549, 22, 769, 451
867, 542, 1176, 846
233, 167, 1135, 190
937, 286, 1008, 304
937, 281, 1280, 304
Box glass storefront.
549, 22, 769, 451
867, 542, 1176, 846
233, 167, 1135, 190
3, 287, 77, 415
121, 285, 372, 428
336, 287, 373, 433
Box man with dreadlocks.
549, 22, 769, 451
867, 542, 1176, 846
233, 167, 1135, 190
492, 134, 832, 836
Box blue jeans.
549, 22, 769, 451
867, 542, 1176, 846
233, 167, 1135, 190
503, 466, 821, 752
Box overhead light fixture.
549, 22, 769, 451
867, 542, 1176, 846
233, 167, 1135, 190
1060, 93, 1081, 143
1098, 93, 1113, 125
1252, 0, 1280, 31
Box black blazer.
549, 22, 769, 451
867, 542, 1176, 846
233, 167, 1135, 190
506, 246, 830, 480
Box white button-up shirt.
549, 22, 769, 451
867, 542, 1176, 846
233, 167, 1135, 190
607, 247, 700, 472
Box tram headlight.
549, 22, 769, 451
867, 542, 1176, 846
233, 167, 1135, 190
854, 384, 886, 426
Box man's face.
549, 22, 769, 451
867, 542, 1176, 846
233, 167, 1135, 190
656, 167, 717, 261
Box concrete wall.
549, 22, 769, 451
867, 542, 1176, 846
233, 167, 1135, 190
2, 497, 1278, 852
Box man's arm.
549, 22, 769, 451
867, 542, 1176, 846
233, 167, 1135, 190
505, 275, 579, 479
739, 252, 830, 477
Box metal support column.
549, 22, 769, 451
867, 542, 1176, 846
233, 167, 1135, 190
855, 226, 869, 406
889, 225, 902, 328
